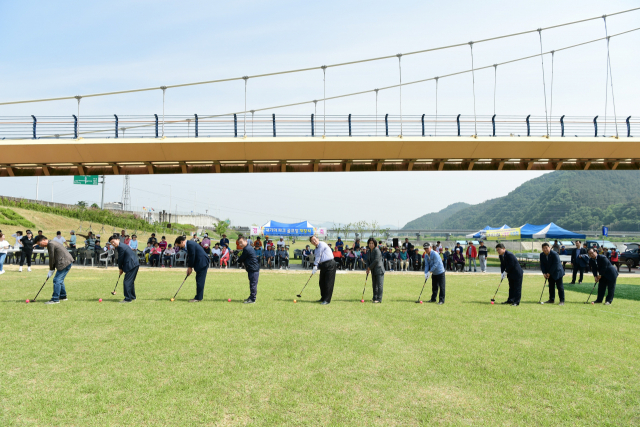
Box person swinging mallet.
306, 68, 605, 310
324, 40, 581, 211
309, 235, 336, 305
33, 235, 74, 304
422, 242, 446, 304
108, 236, 139, 303
495, 243, 523, 306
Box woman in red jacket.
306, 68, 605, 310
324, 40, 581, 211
466, 242, 478, 272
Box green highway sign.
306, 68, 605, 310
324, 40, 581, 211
73, 175, 99, 185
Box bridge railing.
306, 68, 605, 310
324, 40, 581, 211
0, 114, 636, 140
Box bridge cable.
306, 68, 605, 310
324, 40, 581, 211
493, 65, 498, 116
2, 7, 639, 107
537, 29, 550, 136
434, 77, 439, 136
375, 89, 379, 136
25, 27, 640, 140
469, 42, 477, 135
550, 51, 555, 135
603, 16, 619, 137
321, 66, 327, 136
75, 96, 81, 138
243, 76, 249, 137
397, 54, 403, 136
161, 87, 166, 137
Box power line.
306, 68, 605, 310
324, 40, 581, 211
1, 7, 638, 107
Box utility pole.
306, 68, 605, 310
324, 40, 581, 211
100, 175, 106, 209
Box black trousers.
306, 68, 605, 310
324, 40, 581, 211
372, 273, 384, 302
318, 260, 337, 303
193, 268, 208, 301
595, 277, 616, 303
572, 265, 584, 283
248, 271, 259, 301
20, 249, 33, 267
123, 266, 138, 301
548, 276, 565, 302
508, 274, 523, 304
430, 272, 446, 303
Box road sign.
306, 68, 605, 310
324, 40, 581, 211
73, 176, 99, 185
602, 226, 609, 237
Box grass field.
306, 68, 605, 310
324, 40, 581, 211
1, 266, 639, 426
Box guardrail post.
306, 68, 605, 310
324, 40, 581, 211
31, 115, 37, 139
626, 116, 631, 137
491, 114, 496, 137
385, 114, 389, 137
154, 114, 159, 138
272, 114, 276, 137
73, 115, 78, 138
593, 115, 598, 137
234, 114, 238, 137
421, 114, 425, 136
526, 115, 531, 136
348, 114, 352, 136
194, 114, 198, 138
114, 114, 119, 138
456, 114, 461, 136
560, 115, 565, 137
311, 114, 315, 136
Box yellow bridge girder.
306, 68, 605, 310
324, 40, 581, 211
1, 136, 639, 176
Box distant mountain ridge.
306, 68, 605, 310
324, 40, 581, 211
402, 202, 471, 230
403, 171, 640, 232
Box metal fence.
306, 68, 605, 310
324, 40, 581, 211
0, 114, 636, 140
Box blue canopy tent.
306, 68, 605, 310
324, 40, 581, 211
531, 222, 586, 240
466, 225, 511, 239
260, 220, 316, 236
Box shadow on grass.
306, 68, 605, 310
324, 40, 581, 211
564, 282, 640, 302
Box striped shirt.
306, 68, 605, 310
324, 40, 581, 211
314, 241, 333, 266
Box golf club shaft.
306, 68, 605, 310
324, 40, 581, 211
32, 276, 50, 302
112, 273, 122, 293
361, 272, 369, 299
172, 275, 189, 299
538, 278, 548, 303
417, 276, 429, 301
297, 274, 313, 297
491, 276, 505, 300
585, 280, 598, 303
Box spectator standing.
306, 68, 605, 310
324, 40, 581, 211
466, 242, 478, 272
402, 238, 410, 250
444, 247, 451, 271
365, 237, 385, 303
478, 241, 488, 273
69, 230, 77, 249
254, 236, 263, 249
610, 248, 620, 272
335, 237, 344, 253
570, 241, 588, 284
53, 231, 68, 247
220, 234, 229, 247
277, 237, 286, 249
19, 230, 35, 272
0, 233, 10, 274
552, 240, 560, 252
353, 239, 361, 250
236, 233, 244, 250
147, 233, 158, 246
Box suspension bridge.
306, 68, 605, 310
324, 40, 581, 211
1, 8, 639, 176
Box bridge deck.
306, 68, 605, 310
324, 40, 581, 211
1, 136, 639, 176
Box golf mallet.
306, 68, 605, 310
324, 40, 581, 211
538, 278, 548, 304
31, 276, 51, 303
296, 273, 314, 298
360, 272, 369, 301
111, 273, 122, 295
584, 280, 598, 304
415, 274, 429, 303
170, 275, 189, 301
490, 275, 505, 302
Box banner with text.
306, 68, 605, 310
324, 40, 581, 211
485, 227, 522, 240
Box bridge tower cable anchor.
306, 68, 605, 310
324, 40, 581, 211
603, 16, 619, 137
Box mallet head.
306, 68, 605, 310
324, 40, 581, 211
111, 291, 116, 295
296, 294, 302, 298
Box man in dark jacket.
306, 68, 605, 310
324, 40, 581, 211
496, 243, 523, 306
365, 238, 385, 303
540, 242, 565, 305
174, 235, 210, 302
588, 248, 618, 305
236, 236, 260, 303
570, 240, 588, 284
34, 235, 74, 304
109, 236, 140, 303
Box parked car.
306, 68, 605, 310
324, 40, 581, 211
620, 244, 640, 269
585, 240, 617, 250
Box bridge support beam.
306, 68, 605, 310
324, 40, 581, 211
144, 162, 154, 174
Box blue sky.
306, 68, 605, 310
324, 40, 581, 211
1, 0, 639, 226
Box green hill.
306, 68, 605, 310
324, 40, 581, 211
404, 171, 640, 232
402, 202, 471, 229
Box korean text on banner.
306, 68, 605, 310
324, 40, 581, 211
485, 227, 522, 240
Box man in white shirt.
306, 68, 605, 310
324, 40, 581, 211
53, 231, 68, 247
310, 235, 337, 305
277, 237, 286, 249
211, 243, 222, 266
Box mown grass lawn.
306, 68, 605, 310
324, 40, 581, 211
1, 266, 639, 426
